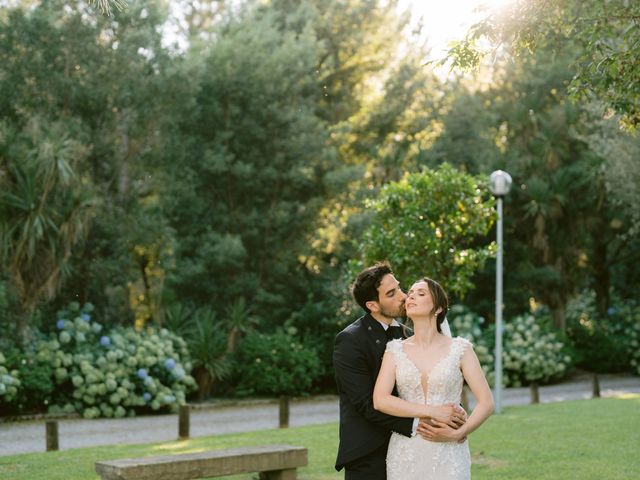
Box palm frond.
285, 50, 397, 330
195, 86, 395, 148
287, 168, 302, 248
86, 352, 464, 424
90, 0, 127, 16
188, 309, 232, 382
225, 297, 257, 332
162, 303, 196, 338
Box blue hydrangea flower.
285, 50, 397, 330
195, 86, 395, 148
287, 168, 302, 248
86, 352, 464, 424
56, 319, 66, 330
607, 307, 617, 316
137, 368, 148, 380
143, 392, 152, 402
81, 313, 91, 322
164, 358, 176, 370
100, 336, 111, 347
164, 395, 175, 404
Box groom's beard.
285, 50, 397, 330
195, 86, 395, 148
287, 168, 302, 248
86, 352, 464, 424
380, 303, 406, 320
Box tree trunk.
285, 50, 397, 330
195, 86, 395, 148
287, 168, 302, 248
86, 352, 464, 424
137, 253, 154, 323
195, 367, 213, 401
226, 328, 238, 354
592, 236, 610, 318
118, 112, 130, 203
550, 303, 566, 331
15, 306, 34, 347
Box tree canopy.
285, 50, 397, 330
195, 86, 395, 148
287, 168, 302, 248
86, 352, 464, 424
446, 0, 640, 130
353, 164, 495, 299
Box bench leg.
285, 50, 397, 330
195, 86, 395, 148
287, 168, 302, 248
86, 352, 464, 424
259, 468, 297, 480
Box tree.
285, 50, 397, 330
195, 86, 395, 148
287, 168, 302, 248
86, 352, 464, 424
575, 103, 640, 313
354, 164, 495, 299
186, 308, 232, 400
446, 0, 640, 129
162, 6, 333, 324
488, 49, 613, 329
268, 0, 413, 125
426, 80, 503, 175
0, 119, 96, 343
429, 35, 639, 327
0, 0, 182, 331
290, 1, 445, 284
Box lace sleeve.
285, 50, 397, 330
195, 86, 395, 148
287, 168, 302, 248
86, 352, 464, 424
452, 337, 472, 365
385, 338, 403, 360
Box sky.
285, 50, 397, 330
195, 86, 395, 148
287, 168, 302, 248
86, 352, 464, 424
161, 0, 514, 61
402, 0, 512, 62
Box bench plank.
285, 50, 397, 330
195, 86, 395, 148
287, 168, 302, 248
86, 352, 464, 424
95, 445, 307, 480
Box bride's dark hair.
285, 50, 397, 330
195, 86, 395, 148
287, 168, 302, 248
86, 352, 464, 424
408, 277, 449, 333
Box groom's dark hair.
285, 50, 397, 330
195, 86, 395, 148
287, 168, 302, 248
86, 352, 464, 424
418, 277, 449, 333
352, 262, 393, 313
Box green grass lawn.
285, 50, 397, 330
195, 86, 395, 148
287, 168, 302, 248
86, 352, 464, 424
1, 395, 639, 480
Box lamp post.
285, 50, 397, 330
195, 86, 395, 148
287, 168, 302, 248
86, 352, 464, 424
489, 170, 512, 414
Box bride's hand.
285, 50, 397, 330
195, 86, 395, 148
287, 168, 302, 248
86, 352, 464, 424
426, 404, 465, 428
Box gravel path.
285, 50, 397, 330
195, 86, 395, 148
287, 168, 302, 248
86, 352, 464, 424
1, 373, 638, 456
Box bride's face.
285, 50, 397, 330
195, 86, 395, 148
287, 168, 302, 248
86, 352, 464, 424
405, 281, 436, 319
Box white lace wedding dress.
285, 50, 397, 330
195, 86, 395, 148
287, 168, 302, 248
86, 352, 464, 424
386, 337, 472, 480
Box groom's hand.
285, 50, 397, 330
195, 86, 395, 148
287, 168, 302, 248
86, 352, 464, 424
454, 405, 468, 427
416, 403, 466, 439
417, 419, 467, 443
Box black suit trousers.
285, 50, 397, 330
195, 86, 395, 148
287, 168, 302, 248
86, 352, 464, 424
344, 440, 389, 480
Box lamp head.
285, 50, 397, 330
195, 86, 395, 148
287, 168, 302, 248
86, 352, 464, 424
489, 170, 513, 197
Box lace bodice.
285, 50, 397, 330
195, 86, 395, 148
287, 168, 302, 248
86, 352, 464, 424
386, 337, 471, 406
385, 337, 472, 480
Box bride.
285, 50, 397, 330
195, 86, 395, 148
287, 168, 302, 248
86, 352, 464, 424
373, 277, 494, 479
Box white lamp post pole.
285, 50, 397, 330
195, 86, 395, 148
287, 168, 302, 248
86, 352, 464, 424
495, 195, 504, 413
489, 170, 512, 414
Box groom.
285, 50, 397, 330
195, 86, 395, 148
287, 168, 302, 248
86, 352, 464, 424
333, 262, 412, 479
333, 262, 465, 480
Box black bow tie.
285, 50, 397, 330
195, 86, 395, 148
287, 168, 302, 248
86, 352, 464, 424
385, 325, 404, 341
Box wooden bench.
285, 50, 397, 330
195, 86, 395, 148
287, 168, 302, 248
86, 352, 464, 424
95, 444, 307, 480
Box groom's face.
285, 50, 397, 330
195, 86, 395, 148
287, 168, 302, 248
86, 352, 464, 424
370, 273, 406, 319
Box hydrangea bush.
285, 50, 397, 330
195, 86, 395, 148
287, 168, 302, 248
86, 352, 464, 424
36, 302, 196, 418
0, 351, 20, 402
447, 305, 494, 384
496, 314, 572, 387
450, 305, 572, 387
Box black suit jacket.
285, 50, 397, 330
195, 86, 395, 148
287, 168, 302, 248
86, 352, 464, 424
333, 313, 413, 471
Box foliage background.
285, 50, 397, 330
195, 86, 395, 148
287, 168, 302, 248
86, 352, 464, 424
0, 0, 638, 412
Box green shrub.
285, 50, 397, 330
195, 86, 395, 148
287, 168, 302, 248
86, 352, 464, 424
233, 330, 322, 397
566, 291, 632, 373
605, 301, 640, 376
186, 308, 232, 399
2, 345, 53, 414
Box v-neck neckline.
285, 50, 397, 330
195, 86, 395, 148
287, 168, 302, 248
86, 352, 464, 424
399, 338, 455, 402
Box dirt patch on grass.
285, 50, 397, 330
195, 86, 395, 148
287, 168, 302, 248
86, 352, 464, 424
472, 451, 507, 467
